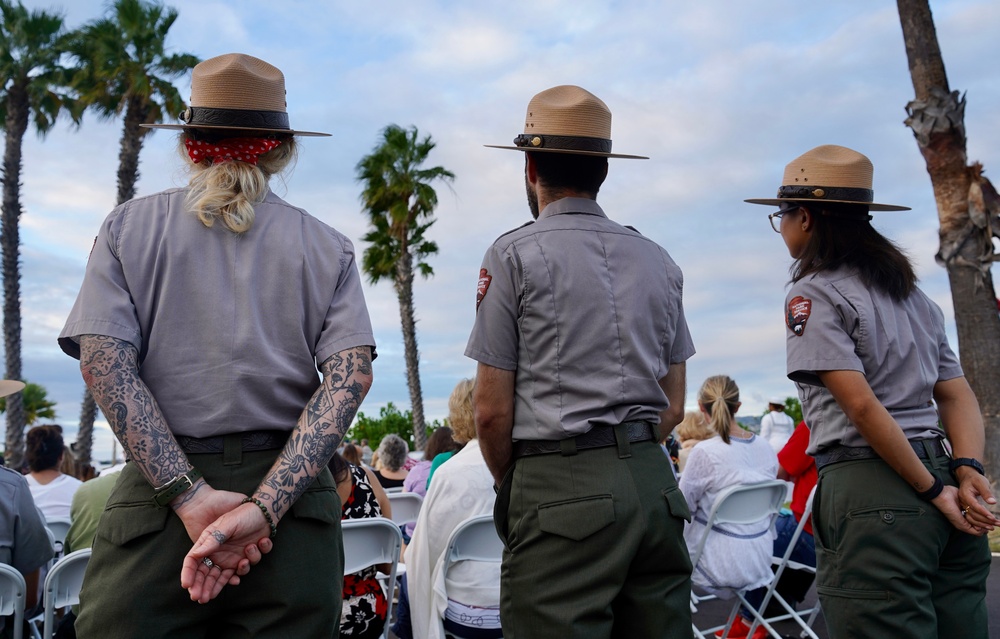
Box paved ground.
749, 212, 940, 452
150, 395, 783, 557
390, 554, 1000, 638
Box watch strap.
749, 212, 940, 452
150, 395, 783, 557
949, 457, 985, 477
152, 467, 204, 508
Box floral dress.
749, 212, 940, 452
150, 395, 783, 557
341, 464, 388, 638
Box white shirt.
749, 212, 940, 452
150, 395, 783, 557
760, 410, 795, 452
679, 434, 778, 596
25, 473, 82, 522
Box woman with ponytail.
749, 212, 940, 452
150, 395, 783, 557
59, 54, 376, 638
679, 375, 777, 636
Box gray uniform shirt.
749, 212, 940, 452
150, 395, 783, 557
0, 466, 54, 574
785, 266, 962, 454
465, 197, 695, 442
59, 188, 375, 438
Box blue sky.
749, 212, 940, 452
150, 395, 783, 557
14, 0, 1000, 462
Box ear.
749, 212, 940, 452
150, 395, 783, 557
799, 206, 813, 231
525, 153, 539, 186
733, 401, 742, 416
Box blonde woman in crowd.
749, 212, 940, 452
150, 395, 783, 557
679, 375, 777, 639
675, 409, 714, 473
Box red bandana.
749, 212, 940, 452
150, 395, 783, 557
184, 138, 282, 166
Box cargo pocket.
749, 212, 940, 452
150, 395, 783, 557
663, 485, 691, 523
537, 494, 615, 541
289, 469, 341, 525
97, 466, 171, 546
493, 466, 515, 552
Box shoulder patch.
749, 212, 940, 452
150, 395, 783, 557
787, 296, 812, 336
476, 268, 493, 311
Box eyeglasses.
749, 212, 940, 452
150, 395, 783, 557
768, 206, 798, 233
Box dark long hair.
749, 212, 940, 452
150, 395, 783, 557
792, 204, 916, 301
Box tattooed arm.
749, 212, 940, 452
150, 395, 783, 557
182, 345, 373, 602
80, 334, 267, 595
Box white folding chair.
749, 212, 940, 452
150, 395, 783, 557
0, 563, 27, 639
43, 519, 71, 559
439, 514, 503, 639
383, 486, 404, 494
689, 480, 788, 639
386, 492, 423, 527
37, 548, 90, 639
341, 518, 402, 639
742, 486, 821, 639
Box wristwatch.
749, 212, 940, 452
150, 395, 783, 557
152, 467, 204, 508
949, 457, 985, 477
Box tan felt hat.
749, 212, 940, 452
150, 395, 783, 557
0, 380, 25, 399
745, 145, 909, 211
143, 53, 329, 137
486, 85, 647, 159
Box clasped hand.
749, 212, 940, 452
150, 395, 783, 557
932, 474, 1000, 536
174, 485, 274, 603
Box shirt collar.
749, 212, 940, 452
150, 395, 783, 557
538, 197, 607, 221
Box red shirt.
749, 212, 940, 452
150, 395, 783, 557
777, 421, 817, 536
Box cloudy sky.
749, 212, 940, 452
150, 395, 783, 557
14, 0, 1000, 462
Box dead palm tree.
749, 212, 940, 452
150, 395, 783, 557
357, 124, 454, 451
0, 1, 74, 469
67, 0, 198, 466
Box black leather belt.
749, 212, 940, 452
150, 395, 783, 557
176, 430, 290, 454
512, 421, 654, 459
814, 438, 948, 470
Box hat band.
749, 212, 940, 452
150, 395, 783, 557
777, 185, 874, 203
514, 133, 612, 154
181, 106, 290, 131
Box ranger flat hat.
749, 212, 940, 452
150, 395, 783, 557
0, 380, 24, 398
143, 53, 329, 137
485, 85, 647, 159
745, 145, 909, 211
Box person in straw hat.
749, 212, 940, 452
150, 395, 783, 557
466, 85, 695, 638
747, 144, 996, 639
58, 53, 375, 637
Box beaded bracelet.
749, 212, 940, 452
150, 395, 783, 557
915, 474, 944, 502
242, 496, 277, 538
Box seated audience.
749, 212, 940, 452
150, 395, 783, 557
675, 409, 714, 473
24, 425, 82, 522
1, 462, 55, 630
342, 443, 364, 467
371, 434, 409, 489
331, 452, 392, 639
392, 378, 502, 639
404, 426, 459, 498
679, 376, 778, 639
737, 420, 817, 627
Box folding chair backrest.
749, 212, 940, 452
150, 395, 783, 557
386, 492, 423, 526
689, 480, 787, 571
42, 548, 91, 639
445, 514, 503, 567
43, 519, 71, 557
0, 563, 26, 639
341, 518, 402, 639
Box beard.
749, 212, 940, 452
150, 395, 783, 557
525, 174, 540, 219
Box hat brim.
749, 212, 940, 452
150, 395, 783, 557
0, 380, 25, 398
744, 197, 910, 211
483, 144, 648, 160
141, 123, 330, 137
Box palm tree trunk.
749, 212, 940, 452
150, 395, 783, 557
1, 85, 29, 469
395, 251, 427, 451
76, 96, 149, 463
898, 0, 1000, 482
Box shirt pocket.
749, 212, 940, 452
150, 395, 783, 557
537, 494, 615, 541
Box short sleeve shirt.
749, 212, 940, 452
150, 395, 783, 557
59, 188, 375, 437
785, 266, 962, 454
0, 467, 54, 574
465, 197, 695, 441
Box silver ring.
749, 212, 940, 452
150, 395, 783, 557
202, 557, 214, 568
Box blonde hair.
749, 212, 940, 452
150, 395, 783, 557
675, 410, 712, 442
697, 375, 740, 444
180, 131, 297, 234
448, 378, 476, 444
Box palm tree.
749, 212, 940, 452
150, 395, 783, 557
0, 381, 56, 425
897, 0, 1000, 483
67, 0, 198, 466
357, 124, 454, 451
0, 1, 74, 469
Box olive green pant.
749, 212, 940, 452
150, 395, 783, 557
814, 451, 990, 639
494, 436, 693, 639
75, 447, 343, 639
